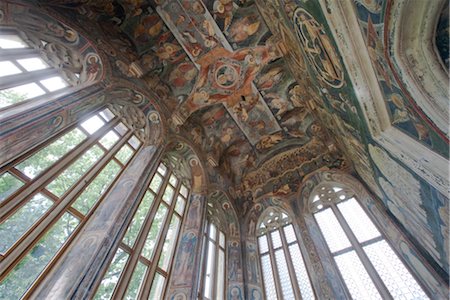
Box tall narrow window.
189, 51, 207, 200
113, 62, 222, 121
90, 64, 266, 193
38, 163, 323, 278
257, 209, 315, 300
201, 222, 226, 300
0, 31, 72, 109
0, 107, 142, 298
94, 162, 189, 300
311, 184, 429, 299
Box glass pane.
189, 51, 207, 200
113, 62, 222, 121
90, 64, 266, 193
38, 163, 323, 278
174, 196, 186, 215
114, 123, 128, 136
148, 273, 165, 300
168, 174, 178, 187
179, 185, 188, 197
204, 240, 215, 299
209, 223, 216, 240
0, 83, 45, 108
16, 128, 86, 179
158, 215, 181, 271
99, 131, 119, 150
0, 61, 22, 77
314, 208, 351, 253
157, 163, 167, 176
0, 35, 28, 49
115, 144, 133, 165
219, 231, 225, 248
334, 250, 381, 300
0, 213, 79, 299
275, 249, 295, 299
283, 224, 296, 244
94, 248, 129, 300
46, 145, 104, 197
261, 254, 278, 300
0, 194, 53, 253
149, 173, 163, 194
17, 57, 48, 72
162, 185, 174, 204
123, 191, 155, 248
258, 235, 269, 254
99, 108, 114, 122
81, 115, 105, 135
270, 230, 282, 249
124, 261, 147, 300
337, 198, 381, 243
364, 241, 428, 299
0, 172, 24, 203
128, 135, 141, 150
141, 204, 168, 259
40, 76, 68, 92
72, 160, 121, 215
289, 244, 315, 300
216, 249, 225, 300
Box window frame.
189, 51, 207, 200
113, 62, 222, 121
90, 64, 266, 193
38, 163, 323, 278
92, 162, 190, 300
0, 107, 142, 299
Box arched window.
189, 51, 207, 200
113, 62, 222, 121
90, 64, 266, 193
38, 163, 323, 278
310, 183, 429, 299
94, 162, 189, 299
257, 208, 315, 300
0, 107, 142, 298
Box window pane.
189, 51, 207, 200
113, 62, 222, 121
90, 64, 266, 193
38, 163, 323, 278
261, 254, 278, 300
168, 174, 178, 187
115, 144, 133, 165
124, 261, 147, 300
0, 194, 53, 253
162, 185, 175, 204
314, 208, 351, 253
99, 108, 115, 122
275, 249, 295, 299
148, 273, 165, 300
337, 198, 381, 243
270, 230, 282, 249
283, 224, 296, 244
46, 145, 104, 197
174, 196, 186, 215
334, 250, 381, 300
364, 241, 428, 299
0, 213, 79, 299
204, 240, 215, 299
99, 131, 119, 150
40, 76, 68, 92
216, 249, 225, 300
289, 244, 315, 300
258, 235, 269, 254
157, 164, 167, 176
16, 128, 86, 179
141, 204, 168, 259
114, 123, 128, 136
94, 248, 129, 300
0, 35, 28, 49
123, 191, 155, 247
81, 115, 105, 135
158, 215, 181, 271
0, 172, 24, 203
0, 83, 45, 108
209, 223, 216, 240
128, 135, 141, 150
149, 173, 163, 194
219, 231, 225, 248
179, 185, 188, 197
72, 160, 121, 215
0, 61, 22, 77
17, 57, 48, 72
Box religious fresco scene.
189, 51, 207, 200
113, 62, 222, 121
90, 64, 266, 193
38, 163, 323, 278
0, 0, 448, 299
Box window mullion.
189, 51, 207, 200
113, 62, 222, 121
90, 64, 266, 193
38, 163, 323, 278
0, 119, 119, 220
0, 68, 57, 90
0, 48, 37, 60
212, 230, 220, 300
267, 232, 283, 300
279, 228, 303, 300
331, 205, 393, 300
